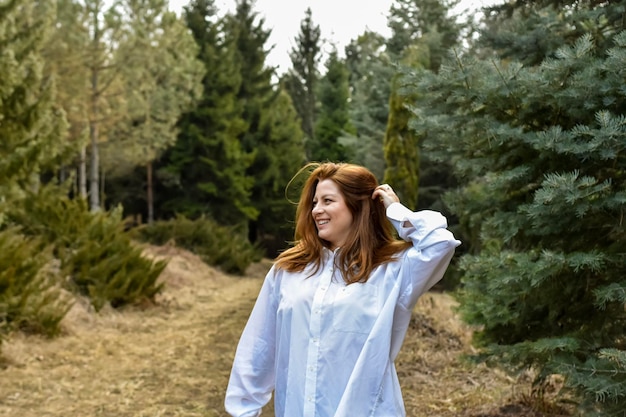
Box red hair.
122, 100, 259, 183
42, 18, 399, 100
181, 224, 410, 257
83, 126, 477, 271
275, 162, 410, 284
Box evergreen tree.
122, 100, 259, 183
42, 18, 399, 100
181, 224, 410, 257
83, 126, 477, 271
1, 0, 75, 345
478, 0, 626, 66
0, 226, 73, 343
386, 0, 462, 70
0, 0, 69, 208
106, 0, 204, 223
43, 0, 91, 186
226, 0, 274, 152
225, 0, 306, 248
251, 87, 306, 255
386, 0, 464, 214
342, 31, 394, 180
160, 0, 255, 225
382, 43, 430, 210
283, 7, 322, 159
406, 28, 626, 416
311, 49, 354, 163
82, 0, 126, 211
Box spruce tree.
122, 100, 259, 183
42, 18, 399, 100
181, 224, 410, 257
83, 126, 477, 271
283, 7, 322, 159
249, 87, 306, 255
160, 0, 256, 225
225, 0, 306, 248
342, 31, 394, 180
382, 43, 430, 210
478, 0, 626, 66
0, 0, 74, 344
0, 227, 72, 342
0, 0, 68, 206
406, 29, 626, 416
311, 49, 354, 163
385, 0, 464, 214
386, 0, 462, 70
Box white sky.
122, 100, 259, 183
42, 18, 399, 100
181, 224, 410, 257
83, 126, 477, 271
167, 0, 498, 74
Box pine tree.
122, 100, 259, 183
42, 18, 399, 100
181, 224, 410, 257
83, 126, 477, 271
283, 7, 322, 159
342, 31, 394, 180
247, 87, 306, 255
382, 43, 430, 210
386, 0, 462, 70
478, 0, 626, 66
406, 28, 626, 416
160, 0, 256, 225
82, 0, 127, 211
311, 49, 354, 163
226, 0, 274, 149
0, 0, 75, 345
0, 0, 69, 208
225, 0, 306, 247
106, 0, 204, 223
43, 0, 91, 186
385, 0, 464, 214
0, 227, 72, 342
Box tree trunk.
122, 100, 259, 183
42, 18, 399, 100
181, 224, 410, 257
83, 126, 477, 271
89, 93, 100, 211
100, 166, 105, 210
147, 162, 154, 224
89, 9, 100, 212
79, 145, 87, 199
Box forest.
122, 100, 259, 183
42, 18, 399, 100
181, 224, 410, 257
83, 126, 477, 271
1, 0, 625, 416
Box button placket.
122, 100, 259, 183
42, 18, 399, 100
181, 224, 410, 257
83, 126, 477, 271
302, 257, 333, 416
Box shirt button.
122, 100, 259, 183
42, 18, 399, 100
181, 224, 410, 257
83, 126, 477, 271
308, 397, 313, 402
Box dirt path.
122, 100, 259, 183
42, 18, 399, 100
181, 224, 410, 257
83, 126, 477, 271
0, 246, 564, 417
0, 246, 269, 417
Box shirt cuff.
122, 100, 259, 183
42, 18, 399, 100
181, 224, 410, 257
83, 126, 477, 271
386, 202, 413, 222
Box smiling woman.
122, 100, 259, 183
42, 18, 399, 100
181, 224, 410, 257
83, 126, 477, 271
311, 179, 354, 250
224, 161, 461, 417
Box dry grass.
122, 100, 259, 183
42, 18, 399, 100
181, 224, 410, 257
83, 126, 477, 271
0, 245, 570, 417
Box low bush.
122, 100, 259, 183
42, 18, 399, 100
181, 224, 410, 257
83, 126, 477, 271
132, 215, 262, 275
8, 186, 166, 312
0, 227, 73, 346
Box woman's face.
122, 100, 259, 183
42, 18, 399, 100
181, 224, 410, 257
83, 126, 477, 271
312, 179, 354, 250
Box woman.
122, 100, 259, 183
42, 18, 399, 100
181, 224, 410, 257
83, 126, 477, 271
225, 162, 461, 417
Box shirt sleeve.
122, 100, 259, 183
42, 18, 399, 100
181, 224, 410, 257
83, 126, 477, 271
224, 266, 279, 417
386, 202, 462, 310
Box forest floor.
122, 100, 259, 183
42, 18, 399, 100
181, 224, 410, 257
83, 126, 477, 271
0, 244, 574, 417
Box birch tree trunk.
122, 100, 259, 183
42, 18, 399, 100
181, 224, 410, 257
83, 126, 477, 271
89, 30, 100, 212
79, 145, 87, 198
147, 162, 154, 224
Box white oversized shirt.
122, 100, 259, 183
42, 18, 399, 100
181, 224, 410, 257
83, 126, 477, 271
225, 203, 461, 417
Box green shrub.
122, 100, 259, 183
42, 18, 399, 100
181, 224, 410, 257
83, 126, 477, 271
0, 227, 73, 347
8, 186, 166, 312
66, 209, 167, 311
132, 215, 262, 275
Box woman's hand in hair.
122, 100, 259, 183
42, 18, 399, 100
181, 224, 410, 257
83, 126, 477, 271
372, 184, 399, 209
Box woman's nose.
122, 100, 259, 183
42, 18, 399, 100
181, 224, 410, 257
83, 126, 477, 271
312, 205, 322, 215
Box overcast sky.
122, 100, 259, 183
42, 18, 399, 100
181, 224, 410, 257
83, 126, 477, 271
167, 0, 498, 73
